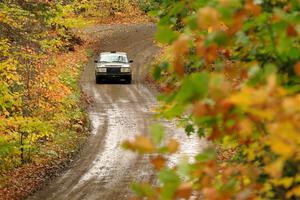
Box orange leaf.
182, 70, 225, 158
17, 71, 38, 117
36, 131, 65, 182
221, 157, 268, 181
264, 159, 284, 178
123, 135, 155, 153
192, 102, 208, 117
150, 156, 166, 171
208, 126, 222, 140
203, 187, 218, 200
227, 10, 248, 35
293, 61, 300, 76
172, 35, 189, 77
287, 185, 300, 198
205, 44, 218, 63
197, 7, 220, 29
173, 35, 189, 56
167, 139, 179, 153
245, 0, 261, 16
173, 58, 184, 77
284, 3, 292, 12
176, 182, 193, 199
196, 38, 205, 57
287, 24, 298, 37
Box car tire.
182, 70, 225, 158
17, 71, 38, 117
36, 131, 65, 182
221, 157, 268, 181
126, 76, 132, 84
95, 75, 102, 84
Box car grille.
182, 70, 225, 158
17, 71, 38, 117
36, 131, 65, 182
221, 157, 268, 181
106, 67, 120, 73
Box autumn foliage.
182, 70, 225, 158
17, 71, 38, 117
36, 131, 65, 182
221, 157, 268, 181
0, 0, 95, 174
1, 1, 152, 198
125, 0, 300, 199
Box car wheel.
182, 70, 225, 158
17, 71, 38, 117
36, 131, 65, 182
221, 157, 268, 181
126, 76, 132, 84
95, 75, 102, 84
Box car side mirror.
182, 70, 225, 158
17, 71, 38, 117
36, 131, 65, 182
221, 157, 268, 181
94, 60, 98, 63
129, 60, 133, 63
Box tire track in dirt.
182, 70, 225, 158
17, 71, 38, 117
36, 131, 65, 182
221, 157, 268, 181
28, 24, 206, 200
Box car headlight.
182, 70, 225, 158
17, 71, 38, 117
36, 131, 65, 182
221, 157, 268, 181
121, 67, 130, 73
97, 67, 107, 72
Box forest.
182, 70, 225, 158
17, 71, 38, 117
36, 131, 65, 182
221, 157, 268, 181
1, 0, 300, 200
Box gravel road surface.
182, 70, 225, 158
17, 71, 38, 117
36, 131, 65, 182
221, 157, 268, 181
28, 24, 207, 200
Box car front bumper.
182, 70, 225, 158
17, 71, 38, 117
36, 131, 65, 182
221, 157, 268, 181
95, 72, 131, 79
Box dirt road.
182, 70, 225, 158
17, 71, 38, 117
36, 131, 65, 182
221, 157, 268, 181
28, 24, 206, 200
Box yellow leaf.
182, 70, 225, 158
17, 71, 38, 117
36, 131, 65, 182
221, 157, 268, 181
266, 74, 277, 93
248, 108, 274, 120
238, 119, 253, 138
134, 135, 155, 153
123, 135, 155, 153
268, 137, 294, 158
167, 139, 179, 153
228, 87, 267, 108
264, 159, 284, 178
228, 89, 251, 106
280, 177, 294, 188
268, 122, 300, 144
287, 185, 300, 198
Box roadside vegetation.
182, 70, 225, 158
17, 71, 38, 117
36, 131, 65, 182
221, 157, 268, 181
124, 0, 300, 199
0, 0, 147, 199
2, 0, 300, 199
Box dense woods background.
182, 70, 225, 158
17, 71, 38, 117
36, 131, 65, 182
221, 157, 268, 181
1, 0, 300, 200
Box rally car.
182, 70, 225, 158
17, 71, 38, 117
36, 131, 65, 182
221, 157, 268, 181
94, 51, 133, 84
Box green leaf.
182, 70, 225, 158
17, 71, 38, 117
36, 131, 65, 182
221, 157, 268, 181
155, 26, 179, 44
153, 61, 168, 80
169, 2, 185, 16
197, 128, 206, 137
164, 103, 185, 118
159, 169, 180, 184
236, 31, 249, 45
150, 123, 165, 145
159, 169, 181, 200
264, 63, 277, 76
131, 182, 155, 197
177, 158, 192, 177
175, 72, 209, 103
185, 124, 194, 136
196, 147, 216, 162
153, 65, 162, 80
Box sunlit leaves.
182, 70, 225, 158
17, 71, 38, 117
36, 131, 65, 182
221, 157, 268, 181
287, 185, 300, 198
123, 123, 180, 155
129, 0, 300, 199
123, 135, 155, 153
0, 0, 91, 171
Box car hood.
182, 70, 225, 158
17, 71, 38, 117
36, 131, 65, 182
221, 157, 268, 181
97, 62, 130, 67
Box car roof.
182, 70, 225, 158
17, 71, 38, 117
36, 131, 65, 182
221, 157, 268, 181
100, 51, 127, 56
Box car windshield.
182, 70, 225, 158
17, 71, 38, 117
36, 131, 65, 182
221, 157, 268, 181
100, 54, 128, 63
